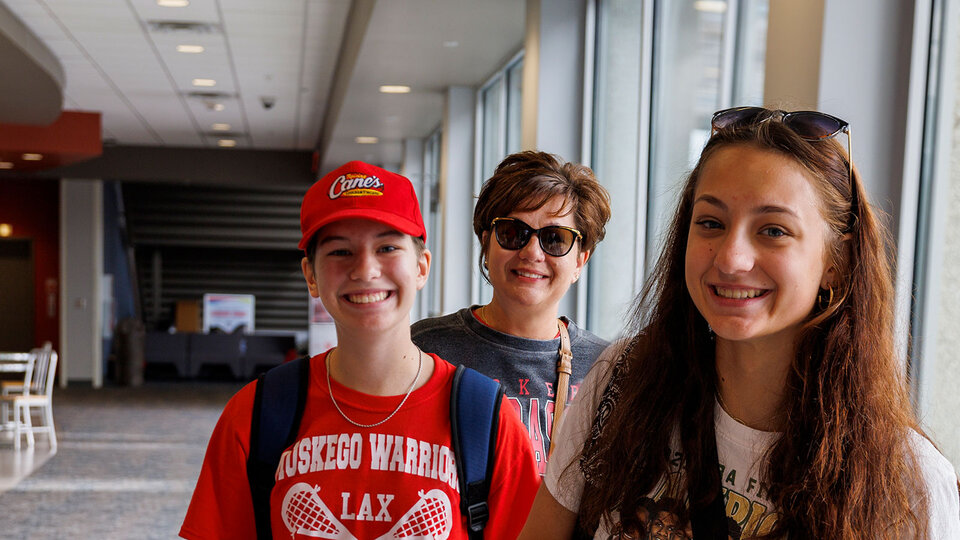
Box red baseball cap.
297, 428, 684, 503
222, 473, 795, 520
298, 161, 426, 251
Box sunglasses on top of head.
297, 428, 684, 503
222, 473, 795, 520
711, 106, 858, 230
490, 217, 582, 257
711, 106, 852, 177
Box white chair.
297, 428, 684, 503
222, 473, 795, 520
1, 343, 48, 396
0, 349, 36, 428
0, 348, 58, 450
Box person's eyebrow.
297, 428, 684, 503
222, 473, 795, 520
316, 235, 346, 247
693, 194, 799, 219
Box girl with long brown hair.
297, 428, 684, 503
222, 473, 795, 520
519, 108, 960, 539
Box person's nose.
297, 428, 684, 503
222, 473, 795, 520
714, 231, 755, 275
517, 231, 546, 262
349, 250, 381, 281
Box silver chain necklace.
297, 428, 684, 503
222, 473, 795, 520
326, 347, 424, 428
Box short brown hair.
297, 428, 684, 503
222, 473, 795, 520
473, 151, 611, 280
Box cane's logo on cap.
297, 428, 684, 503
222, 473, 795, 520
328, 173, 385, 199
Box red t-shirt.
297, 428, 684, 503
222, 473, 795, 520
180, 352, 539, 540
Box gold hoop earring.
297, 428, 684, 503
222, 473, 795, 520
818, 285, 834, 310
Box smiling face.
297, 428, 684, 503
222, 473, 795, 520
484, 195, 588, 318
684, 145, 836, 348
301, 218, 430, 336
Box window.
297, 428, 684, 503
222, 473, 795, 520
909, 0, 960, 468
421, 128, 443, 317
474, 52, 524, 304
586, 0, 647, 337
586, 0, 768, 339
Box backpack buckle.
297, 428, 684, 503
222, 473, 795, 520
466, 501, 489, 531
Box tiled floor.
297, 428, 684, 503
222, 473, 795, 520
0, 381, 244, 539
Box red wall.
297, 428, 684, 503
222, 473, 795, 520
0, 178, 59, 350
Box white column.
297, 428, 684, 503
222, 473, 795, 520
522, 0, 586, 161
439, 86, 476, 315
60, 179, 103, 388
764, 0, 922, 363
763, 0, 825, 110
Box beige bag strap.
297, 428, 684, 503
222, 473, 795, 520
551, 319, 573, 447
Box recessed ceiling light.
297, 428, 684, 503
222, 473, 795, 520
443, 40, 459, 48
355, 137, 379, 144
157, 0, 190, 6
177, 45, 204, 54
192, 78, 216, 87
0, 224, 11, 237
208, 102, 225, 112
693, 1, 727, 13
379, 85, 411, 94
212, 123, 231, 131
0, 161, 13, 169
22, 153, 43, 161
217, 139, 237, 148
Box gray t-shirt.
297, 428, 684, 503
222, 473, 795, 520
411, 306, 609, 474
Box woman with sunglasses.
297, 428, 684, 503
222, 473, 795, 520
519, 109, 960, 539
413, 151, 612, 474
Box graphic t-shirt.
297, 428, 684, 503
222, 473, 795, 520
180, 352, 540, 540
412, 307, 609, 474
545, 344, 960, 539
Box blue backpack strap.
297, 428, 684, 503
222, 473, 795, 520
246, 356, 311, 540
450, 365, 504, 539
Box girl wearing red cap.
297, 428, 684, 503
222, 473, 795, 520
181, 161, 538, 540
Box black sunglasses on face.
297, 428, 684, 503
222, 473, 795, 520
711, 106, 857, 230
490, 217, 582, 257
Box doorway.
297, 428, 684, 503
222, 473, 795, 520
0, 239, 35, 350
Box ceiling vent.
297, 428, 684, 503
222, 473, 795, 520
147, 20, 221, 34
203, 131, 245, 138
185, 91, 235, 100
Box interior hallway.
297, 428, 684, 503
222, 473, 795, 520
0, 381, 243, 539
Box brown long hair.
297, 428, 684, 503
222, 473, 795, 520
576, 120, 934, 538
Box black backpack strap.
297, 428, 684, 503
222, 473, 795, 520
689, 420, 728, 538
246, 356, 311, 540
450, 365, 504, 540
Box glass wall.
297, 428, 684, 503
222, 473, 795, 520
587, 0, 647, 337
474, 52, 525, 305
732, 0, 768, 105
421, 128, 443, 318
587, 0, 768, 339
647, 1, 731, 274
912, 0, 960, 469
